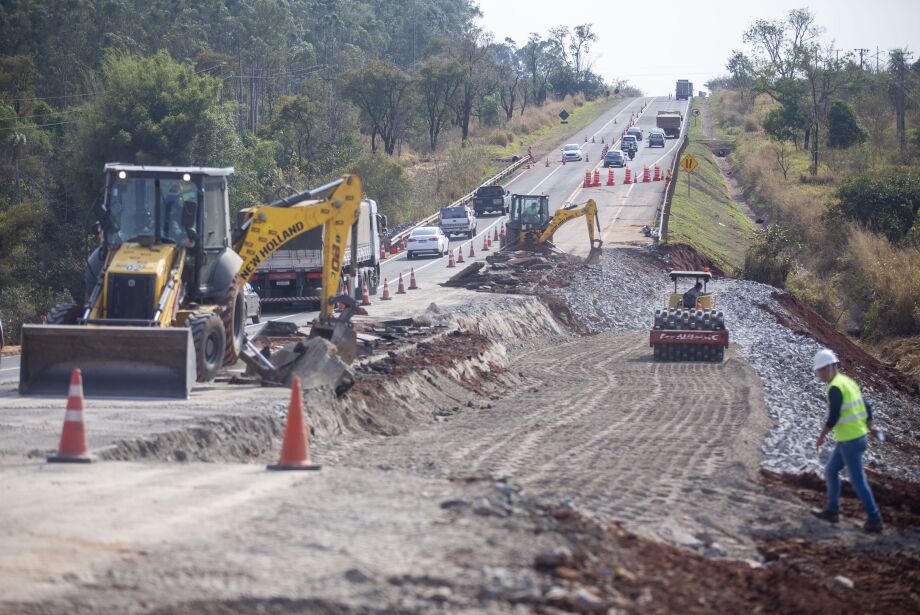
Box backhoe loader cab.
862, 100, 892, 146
508, 194, 550, 231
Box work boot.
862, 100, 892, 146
863, 518, 883, 534
811, 509, 839, 524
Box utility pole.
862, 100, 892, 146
891, 50, 914, 160
854, 48, 870, 70
875, 46, 881, 72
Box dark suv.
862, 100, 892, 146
649, 131, 665, 147
603, 150, 627, 167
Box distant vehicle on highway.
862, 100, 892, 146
626, 126, 643, 141
439, 204, 477, 239
473, 185, 510, 216
561, 143, 583, 162
649, 132, 666, 147
620, 135, 638, 153
407, 226, 449, 259
603, 149, 627, 168
656, 111, 683, 138
243, 283, 261, 324
676, 79, 693, 101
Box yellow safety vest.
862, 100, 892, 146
826, 373, 869, 442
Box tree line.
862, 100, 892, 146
0, 0, 612, 337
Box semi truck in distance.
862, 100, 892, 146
676, 79, 693, 101
656, 111, 683, 138
250, 199, 386, 305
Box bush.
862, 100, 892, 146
827, 100, 868, 149
348, 153, 411, 223
743, 224, 801, 287
828, 170, 920, 242
0, 285, 75, 344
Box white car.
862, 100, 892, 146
406, 226, 449, 259
561, 143, 583, 162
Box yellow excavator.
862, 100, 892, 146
19, 164, 365, 398
504, 194, 603, 263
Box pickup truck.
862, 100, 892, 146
620, 135, 638, 153
473, 185, 510, 216
440, 205, 477, 239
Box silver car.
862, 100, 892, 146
561, 143, 583, 162
243, 283, 261, 324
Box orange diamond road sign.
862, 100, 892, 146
680, 154, 698, 173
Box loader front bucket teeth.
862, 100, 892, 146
19, 324, 195, 398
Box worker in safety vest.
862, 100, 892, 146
811, 348, 883, 533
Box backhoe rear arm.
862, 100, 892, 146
234, 174, 362, 320
537, 199, 600, 245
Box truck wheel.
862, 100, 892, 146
221, 283, 245, 365
188, 313, 225, 382
47, 303, 81, 325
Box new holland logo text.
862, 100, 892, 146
240, 221, 305, 280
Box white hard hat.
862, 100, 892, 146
813, 348, 839, 372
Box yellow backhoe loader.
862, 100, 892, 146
503, 194, 603, 263
19, 165, 364, 398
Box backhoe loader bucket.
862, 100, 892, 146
586, 239, 604, 265
19, 325, 196, 398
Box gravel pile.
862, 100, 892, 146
548, 247, 918, 481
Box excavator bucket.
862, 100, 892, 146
19, 325, 195, 398
586, 239, 604, 265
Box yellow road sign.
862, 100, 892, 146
680, 154, 698, 173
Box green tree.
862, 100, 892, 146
827, 100, 867, 148
743, 224, 801, 287
348, 153, 411, 222
338, 59, 414, 155
416, 55, 463, 151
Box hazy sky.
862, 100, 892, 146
474, 0, 920, 96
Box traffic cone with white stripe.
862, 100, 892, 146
493, 227, 499, 243
267, 378, 321, 471
360, 280, 371, 306
396, 272, 407, 294
469, 242, 476, 258
607, 167, 615, 186
482, 235, 490, 251
457, 246, 466, 263
408, 268, 419, 290
584, 171, 592, 188
653, 165, 662, 181
381, 278, 392, 300
48, 369, 92, 463
625, 167, 632, 184
447, 249, 456, 268
643, 165, 651, 182
592, 169, 601, 187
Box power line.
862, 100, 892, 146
0, 119, 80, 132
1, 91, 96, 104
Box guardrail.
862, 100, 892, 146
386, 154, 533, 249
656, 134, 688, 242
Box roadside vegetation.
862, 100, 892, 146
667, 98, 755, 274
707, 7, 920, 379
0, 0, 639, 340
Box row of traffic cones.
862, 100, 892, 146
48, 369, 325, 472
580, 165, 663, 187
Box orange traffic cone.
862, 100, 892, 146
625, 167, 632, 184
381, 277, 392, 300
584, 171, 592, 188
545, 158, 550, 167
493, 227, 499, 242
380, 245, 387, 260
408, 268, 419, 290
447, 249, 456, 268
585, 153, 589, 163
267, 378, 321, 471
360, 280, 371, 306
592, 169, 601, 187
653, 165, 662, 181
591, 135, 595, 143
643, 165, 651, 182
606, 167, 615, 186
48, 369, 92, 463
482, 236, 490, 251
396, 272, 407, 294
469, 242, 476, 258
457, 246, 466, 263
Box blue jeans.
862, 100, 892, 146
825, 435, 881, 521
